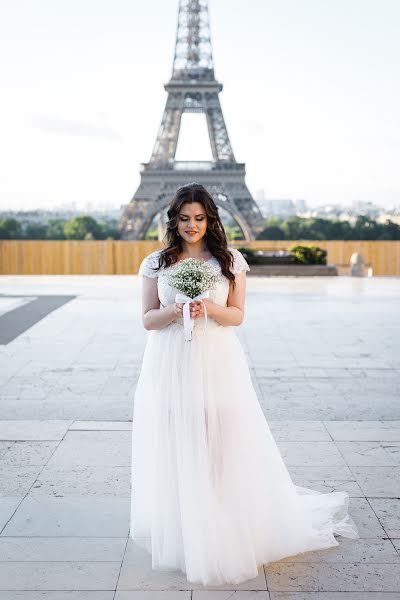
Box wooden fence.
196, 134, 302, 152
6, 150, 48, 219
0, 240, 399, 276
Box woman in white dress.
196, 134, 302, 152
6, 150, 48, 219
130, 182, 359, 586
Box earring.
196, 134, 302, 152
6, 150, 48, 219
176, 230, 180, 237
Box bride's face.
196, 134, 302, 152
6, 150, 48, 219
177, 201, 208, 244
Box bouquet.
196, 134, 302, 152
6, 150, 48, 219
166, 258, 219, 341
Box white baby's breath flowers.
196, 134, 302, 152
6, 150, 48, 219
167, 258, 219, 298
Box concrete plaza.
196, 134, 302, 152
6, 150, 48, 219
0, 274, 399, 599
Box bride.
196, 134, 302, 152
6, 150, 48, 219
130, 181, 359, 586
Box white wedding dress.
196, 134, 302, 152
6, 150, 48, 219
130, 247, 359, 586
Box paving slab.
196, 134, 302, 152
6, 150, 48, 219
192, 593, 270, 599
116, 593, 192, 600
0, 536, 126, 561
335, 441, 400, 466
2, 496, 130, 537
269, 593, 400, 599
0, 497, 23, 531
0, 441, 59, 466
0, 561, 120, 591
266, 421, 331, 442
28, 465, 131, 497
277, 537, 399, 563
368, 498, 400, 537
0, 421, 71, 441
0, 594, 114, 600
324, 421, 400, 441
290, 479, 365, 497
275, 441, 347, 466
350, 466, 400, 497
264, 561, 400, 592
45, 431, 131, 467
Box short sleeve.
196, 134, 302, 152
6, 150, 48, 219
229, 248, 250, 275
138, 250, 162, 278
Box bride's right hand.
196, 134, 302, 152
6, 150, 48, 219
172, 302, 184, 320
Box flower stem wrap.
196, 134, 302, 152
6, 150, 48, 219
175, 291, 209, 341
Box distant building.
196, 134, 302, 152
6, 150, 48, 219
351, 201, 380, 218
257, 197, 307, 218
294, 199, 307, 213
0, 207, 122, 223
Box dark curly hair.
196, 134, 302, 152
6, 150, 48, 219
152, 182, 237, 289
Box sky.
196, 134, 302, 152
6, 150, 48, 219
0, 0, 399, 211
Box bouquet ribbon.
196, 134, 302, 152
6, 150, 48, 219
175, 291, 209, 341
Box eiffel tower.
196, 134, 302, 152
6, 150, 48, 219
120, 0, 263, 240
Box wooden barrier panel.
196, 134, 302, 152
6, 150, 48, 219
0, 240, 399, 276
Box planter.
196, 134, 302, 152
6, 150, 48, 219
247, 264, 338, 276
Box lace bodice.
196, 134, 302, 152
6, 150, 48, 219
138, 247, 250, 329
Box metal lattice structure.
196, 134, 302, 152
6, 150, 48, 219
120, 0, 264, 240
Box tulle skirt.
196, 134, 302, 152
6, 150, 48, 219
130, 319, 359, 586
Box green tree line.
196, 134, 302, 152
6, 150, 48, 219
0, 214, 399, 241
0, 216, 122, 240
255, 216, 400, 240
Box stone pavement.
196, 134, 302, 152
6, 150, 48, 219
0, 274, 399, 599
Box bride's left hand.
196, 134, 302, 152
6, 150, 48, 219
190, 299, 212, 320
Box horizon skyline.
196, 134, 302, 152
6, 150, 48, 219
2, 196, 399, 212
2, 194, 399, 216
2, 188, 400, 213
0, 0, 399, 213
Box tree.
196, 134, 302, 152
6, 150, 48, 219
281, 217, 325, 240
379, 219, 400, 240
256, 215, 400, 240
63, 216, 102, 240
46, 219, 66, 239
353, 216, 379, 240
257, 225, 285, 240
0, 218, 22, 239
25, 223, 47, 239
99, 221, 121, 240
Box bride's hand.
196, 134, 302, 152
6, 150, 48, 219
172, 302, 184, 319
190, 299, 211, 320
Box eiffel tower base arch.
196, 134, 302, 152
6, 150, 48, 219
120, 166, 264, 241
